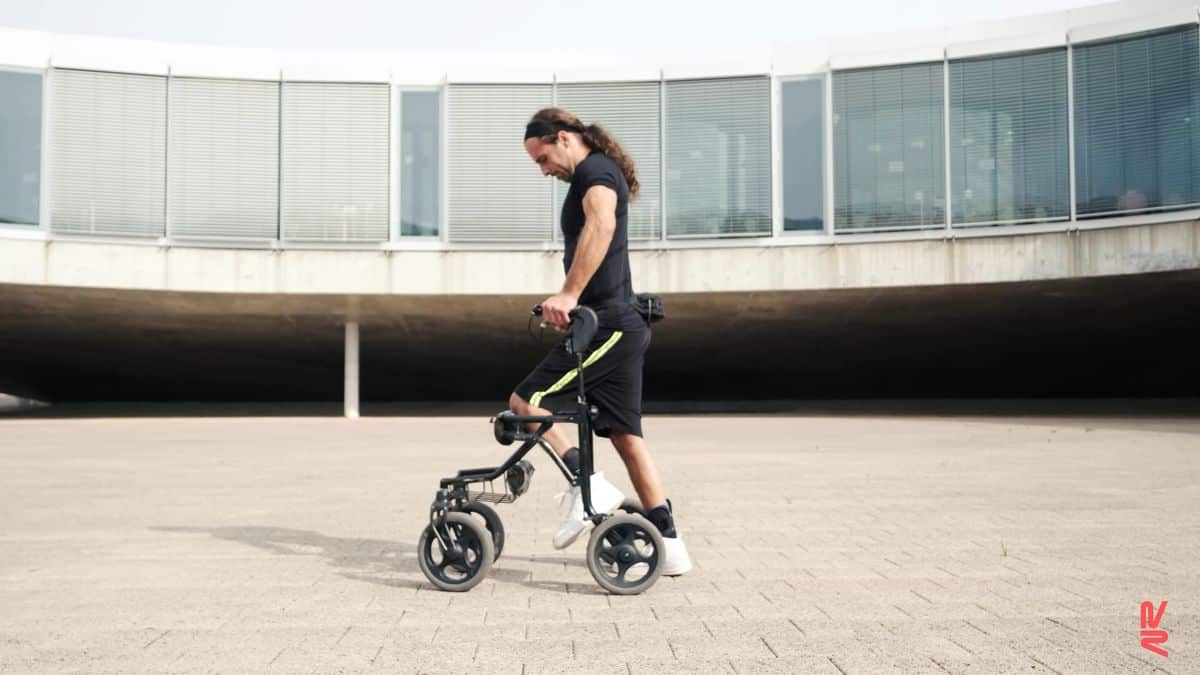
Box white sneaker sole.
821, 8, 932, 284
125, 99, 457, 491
660, 536, 693, 576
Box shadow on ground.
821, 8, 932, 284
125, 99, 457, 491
151, 525, 592, 594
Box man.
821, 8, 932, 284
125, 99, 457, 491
509, 107, 691, 576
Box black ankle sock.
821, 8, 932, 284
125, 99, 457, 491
562, 447, 581, 478
645, 501, 677, 538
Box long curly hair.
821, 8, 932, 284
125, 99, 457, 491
527, 107, 639, 201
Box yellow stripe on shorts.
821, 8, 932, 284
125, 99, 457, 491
529, 331, 624, 408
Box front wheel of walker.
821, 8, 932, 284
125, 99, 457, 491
418, 511, 494, 592
457, 501, 505, 562
585, 512, 664, 595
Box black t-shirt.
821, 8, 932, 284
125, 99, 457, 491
561, 153, 644, 330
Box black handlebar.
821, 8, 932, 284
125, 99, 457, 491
531, 305, 587, 320
529, 304, 600, 354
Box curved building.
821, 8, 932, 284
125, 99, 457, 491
1, 0, 1198, 411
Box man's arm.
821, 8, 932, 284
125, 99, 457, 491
540, 185, 618, 330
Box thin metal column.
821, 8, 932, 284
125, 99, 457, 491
824, 68, 835, 234
660, 71, 668, 242
39, 63, 53, 233
1067, 35, 1078, 225
770, 73, 782, 238
943, 53, 953, 233
344, 321, 360, 419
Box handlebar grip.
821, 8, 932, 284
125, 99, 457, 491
531, 305, 587, 320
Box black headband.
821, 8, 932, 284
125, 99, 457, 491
524, 121, 584, 141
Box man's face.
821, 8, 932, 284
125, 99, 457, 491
524, 135, 572, 183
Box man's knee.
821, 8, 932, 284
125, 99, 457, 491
610, 431, 641, 453
508, 392, 529, 413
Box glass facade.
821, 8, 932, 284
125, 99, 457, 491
0, 71, 41, 226
6, 21, 1198, 247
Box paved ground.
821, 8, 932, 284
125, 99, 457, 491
0, 409, 1197, 673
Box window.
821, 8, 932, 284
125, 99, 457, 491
833, 63, 945, 231
400, 91, 440, 237
0, 70, 41, 226
281, 82, 390, 242
167, 77, 279, 239
51, 69, 166, 237
664, 77, 772, 238
781, 78, 825, 232
556, 81, 662, 240
1074, 25, 1200, 216
446, 84, 553, 242
949, 49, 1070, 226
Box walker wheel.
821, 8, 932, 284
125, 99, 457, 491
418, 511, 494, 592
457, 501, 505, 562
586, 512, 663, 595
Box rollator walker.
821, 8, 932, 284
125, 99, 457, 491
417, 305, 665, 594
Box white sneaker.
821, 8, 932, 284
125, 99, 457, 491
660, 532, 693, 576
553, 471, 625, 550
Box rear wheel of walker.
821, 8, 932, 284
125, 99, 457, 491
458, 501, 505, 562
418, 511, 494, 592
586, 512, 664, 595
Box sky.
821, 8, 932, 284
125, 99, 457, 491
0, 0, 1111, 56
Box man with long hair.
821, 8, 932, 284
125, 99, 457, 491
508, 107, 691, 576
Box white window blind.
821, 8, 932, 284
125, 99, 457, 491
664, 77, 772, 238
168, 77, 279, 240
446, 84, 554, 243
1074, 25, 1200, 217
949, 49, 1070, 226
51, 68, 167, 237
556, 81, 661, 240
281, 82, 390, 242
833, 63, 946, 231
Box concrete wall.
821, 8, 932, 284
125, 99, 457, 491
2, 218, 1197, 296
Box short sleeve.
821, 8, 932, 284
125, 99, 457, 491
576, 155, 621, 193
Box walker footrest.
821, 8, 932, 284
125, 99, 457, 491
468, 490, 516, 504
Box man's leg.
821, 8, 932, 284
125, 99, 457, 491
611, 430, 690, 574
512, 392, 625, 549
609, 431, 665, 509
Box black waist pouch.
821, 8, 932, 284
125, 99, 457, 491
630, 293, 665, 324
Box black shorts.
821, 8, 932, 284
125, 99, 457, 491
514, 326, 651, 438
